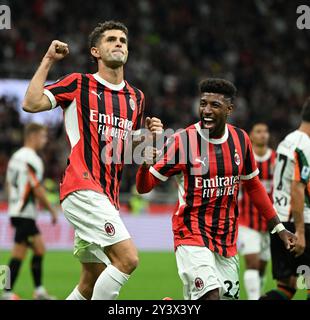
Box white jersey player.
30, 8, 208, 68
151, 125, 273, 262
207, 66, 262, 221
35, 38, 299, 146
2, 123, 58, 300
261, 97, 310, 300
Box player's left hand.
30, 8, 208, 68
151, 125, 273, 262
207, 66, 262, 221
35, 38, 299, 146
143, 146, 161, 167
291, 231, 305, 257
145, 117, 163, 135
278, 229, 297, 250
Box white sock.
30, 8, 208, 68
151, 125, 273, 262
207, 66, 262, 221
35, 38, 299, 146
66, 286, 87, 300
244, 269, 260, 300
91, 265, 130, 300
35, 286, 46, 295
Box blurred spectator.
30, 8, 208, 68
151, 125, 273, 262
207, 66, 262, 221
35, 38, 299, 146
1, 0, 309, 202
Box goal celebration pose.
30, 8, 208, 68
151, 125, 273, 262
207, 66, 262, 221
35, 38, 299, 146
23, 21, 162, 300
136, 78, 296, 300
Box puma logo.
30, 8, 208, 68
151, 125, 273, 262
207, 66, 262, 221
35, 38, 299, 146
91, 90, 103, 100
195, 157, 208, 167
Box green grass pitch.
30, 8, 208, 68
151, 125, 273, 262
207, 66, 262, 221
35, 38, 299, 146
0, 251, 307, 300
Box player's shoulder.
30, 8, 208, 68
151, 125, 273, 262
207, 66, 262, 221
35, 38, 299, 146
14, 147, 42, 170
125, 81, 145, 99
227, 124, 250, 142
56, 72, 81, 82
283, 130, 310, 150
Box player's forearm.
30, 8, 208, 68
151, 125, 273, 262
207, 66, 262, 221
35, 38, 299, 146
136, 165, 160, 193
23, 57, 54, 112
33, 184, 55, 214
291, 181, 305, 234
242, 176, 278, 228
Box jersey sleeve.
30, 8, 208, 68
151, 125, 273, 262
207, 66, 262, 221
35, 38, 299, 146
26, 155, 43, 187
44, 73, 79, 109
132, 90, 145, 135
294, 147, 310, 185
150, 134, 183, 181
240, 132, 259, 180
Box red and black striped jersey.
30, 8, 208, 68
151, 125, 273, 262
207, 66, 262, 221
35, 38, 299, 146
44, 72, 145, 209
239, 149, 276, 232
150, 122, 259, 257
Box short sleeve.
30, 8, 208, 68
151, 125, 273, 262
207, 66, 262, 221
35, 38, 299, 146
44, 73, 79, 109
294, 148, 310, 185
150, 134, 183, 181
240, 133, 259, 180
26, 163, 41, 188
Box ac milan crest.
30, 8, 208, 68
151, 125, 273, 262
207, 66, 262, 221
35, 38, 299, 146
194, 277, 204, 291
104, 222, 115, 236
129, 98, 136, 111
234, 150, 241, 166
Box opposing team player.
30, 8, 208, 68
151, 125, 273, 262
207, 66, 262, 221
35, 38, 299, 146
22, 21, 163, 300
2, 123, 58, 300
238, 123, 276, 299
261, 98, 310, 300
136, 78, 296, 300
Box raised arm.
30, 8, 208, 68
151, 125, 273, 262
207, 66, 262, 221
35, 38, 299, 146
23, 40, 69, 113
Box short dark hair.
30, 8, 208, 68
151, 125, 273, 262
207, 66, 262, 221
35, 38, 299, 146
24, 123, 46, 138
301, 97, 310, 122
199, 78, 237, 100
250, 122, 268, 131
88, 21, 128, 62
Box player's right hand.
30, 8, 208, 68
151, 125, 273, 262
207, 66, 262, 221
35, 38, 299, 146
278, 229, 297, 250
44, 40, 69, 61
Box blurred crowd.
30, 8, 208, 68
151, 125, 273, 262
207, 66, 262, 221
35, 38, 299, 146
1, 0, 309, 202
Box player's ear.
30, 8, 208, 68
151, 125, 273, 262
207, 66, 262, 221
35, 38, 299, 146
90, 47, 100, 59
227, 103, 234, 115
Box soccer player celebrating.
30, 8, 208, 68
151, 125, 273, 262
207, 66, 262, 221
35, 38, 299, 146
261, 98, 310, 300
238, 123, 276, 299
3, 123, 58, 300
136, 78, 296, 300
22, 21, 163, 300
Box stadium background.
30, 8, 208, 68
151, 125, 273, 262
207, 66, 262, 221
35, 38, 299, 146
0, 0, 309, 299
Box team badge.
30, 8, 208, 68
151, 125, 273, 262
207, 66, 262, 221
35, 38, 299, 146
129, 98, 136, 111
104, 222, 115, 236
194, 277, 204, 291
234, 150, 241, 166
301, 166, 310, 181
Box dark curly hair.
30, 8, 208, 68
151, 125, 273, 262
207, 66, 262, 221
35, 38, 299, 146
302, 97, 310, 122
199, 78, 237, 100
88, 21, 128, 62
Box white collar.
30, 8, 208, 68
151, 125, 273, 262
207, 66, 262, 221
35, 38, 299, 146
194, 122, 229, 144
93, 73, 125, 91
254, 148, 272, 162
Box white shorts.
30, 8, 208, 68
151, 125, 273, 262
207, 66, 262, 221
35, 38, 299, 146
61, 190, 131, 264
238, 226, 270, 261
175, 245, 240, 300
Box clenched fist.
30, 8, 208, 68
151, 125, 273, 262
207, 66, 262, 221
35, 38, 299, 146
145, 117, 163, 135
44, 40, 69, 61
